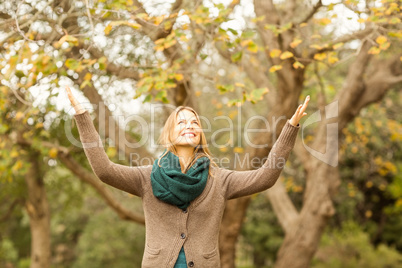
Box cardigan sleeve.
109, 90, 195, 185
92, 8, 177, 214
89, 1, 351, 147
218, 119, 300, 200
73, 110, 152, 197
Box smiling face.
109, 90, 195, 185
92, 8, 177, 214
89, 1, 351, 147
171, 109, 202, 147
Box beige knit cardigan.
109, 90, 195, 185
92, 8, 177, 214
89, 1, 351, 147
74, 111, 300, 268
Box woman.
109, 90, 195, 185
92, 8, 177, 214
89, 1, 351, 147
66, 86, 309, 268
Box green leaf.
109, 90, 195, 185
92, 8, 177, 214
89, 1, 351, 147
241, 31, 255, 39
65, 59, 79, 70
200, 54, 208, 60
246, 42, 258, 53
143, 94, 152, 103
227, 99, 244, 107
228, 28, 238, 35
217, 84, 235, 93
80, 80, 92, 89
155, 90, 167, 101
246, 88, 269, 103
231, 51, 243, 62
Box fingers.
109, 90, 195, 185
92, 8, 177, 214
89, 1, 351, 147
300, 95, 310, 113
294, 95, 310, 120
65, 86, 76, 105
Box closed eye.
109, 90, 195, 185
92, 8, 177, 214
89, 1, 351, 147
178, 120, 199, 125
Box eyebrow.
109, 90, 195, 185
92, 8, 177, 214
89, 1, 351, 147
178, 119, 198, 122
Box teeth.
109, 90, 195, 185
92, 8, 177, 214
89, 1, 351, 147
183, 133, 195, 137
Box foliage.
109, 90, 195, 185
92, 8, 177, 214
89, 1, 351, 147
241, 194, 284, 267
71, 209, 145, 268
312, 221, 402, 268
335, 89, 402, 250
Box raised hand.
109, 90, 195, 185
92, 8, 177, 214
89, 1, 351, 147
289, 95, 309, 127
65, 86, 86, 115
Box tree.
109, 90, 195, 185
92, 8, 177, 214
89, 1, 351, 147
1, 0, 401, 267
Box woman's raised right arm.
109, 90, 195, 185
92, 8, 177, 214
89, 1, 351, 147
66, 86, 152, 197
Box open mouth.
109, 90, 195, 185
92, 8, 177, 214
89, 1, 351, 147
182, 133, 196, 138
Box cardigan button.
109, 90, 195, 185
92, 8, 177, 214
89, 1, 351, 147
181, 233, 186, 239
182, 208, 188, 213
188, 261, 194, 267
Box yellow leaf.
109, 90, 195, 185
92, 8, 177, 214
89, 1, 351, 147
174, 73, 184, 81
235, 83, 245, 87
84, 72, 92, 81
379, 42, 390, 50
154, 15, 165, 25
49, 148, 58, 158
332, 42, 344, 50
290, 38, 302, 48
233, 147, 244, 153
357, 18, 365, 23
154, 45, 165, 51
195, 91, 202, 97
229, 110, 238, 119
35, 123, 44, 129
240, 40, 252, 47
269, 49, 281, 58
368, 46, 381, 55
269, 65, 282, 72
106, 147, 116, 158
328, 56, 339, 64
12, 160, 23, 172
104, 24, 113, 35
10, 150, 19, 158
310, 44, 323, 50
15, 111, 24, 120
246, 42, 258, 53
376, 35, 387, 45
280, 51, 294, 60
219, 147, 228, 152
366, 181, 373, 188
314, 53, 327, 61
318, 18, 331, 25
154, 38, 165, 45
164, 39, 177, 49
293, 61, 304, 69
299, 23, 307, 27
128, 22, 141, 30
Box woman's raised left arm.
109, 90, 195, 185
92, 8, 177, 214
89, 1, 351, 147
218, 96, 309, 200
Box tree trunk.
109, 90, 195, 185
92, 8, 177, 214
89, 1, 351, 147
219, 197, 251, 268
24, 152, 51, 268
274, 161, 338, 268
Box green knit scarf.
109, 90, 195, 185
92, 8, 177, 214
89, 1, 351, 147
150, 150, 210, 210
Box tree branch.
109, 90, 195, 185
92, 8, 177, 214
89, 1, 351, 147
0, 199, 22, 222
15, 136, 146, 225
309, 27, 375, 58
297, 0, 323, 25
58, 152, 145, 224
266, 180, 299, 234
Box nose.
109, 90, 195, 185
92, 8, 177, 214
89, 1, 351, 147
186, 122, 193, 129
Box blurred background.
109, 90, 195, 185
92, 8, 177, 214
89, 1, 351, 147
0, 0, 401, 267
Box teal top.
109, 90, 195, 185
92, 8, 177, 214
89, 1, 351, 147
174, 246, 187, 267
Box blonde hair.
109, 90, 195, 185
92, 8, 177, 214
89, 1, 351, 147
156, 106, 218, 177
